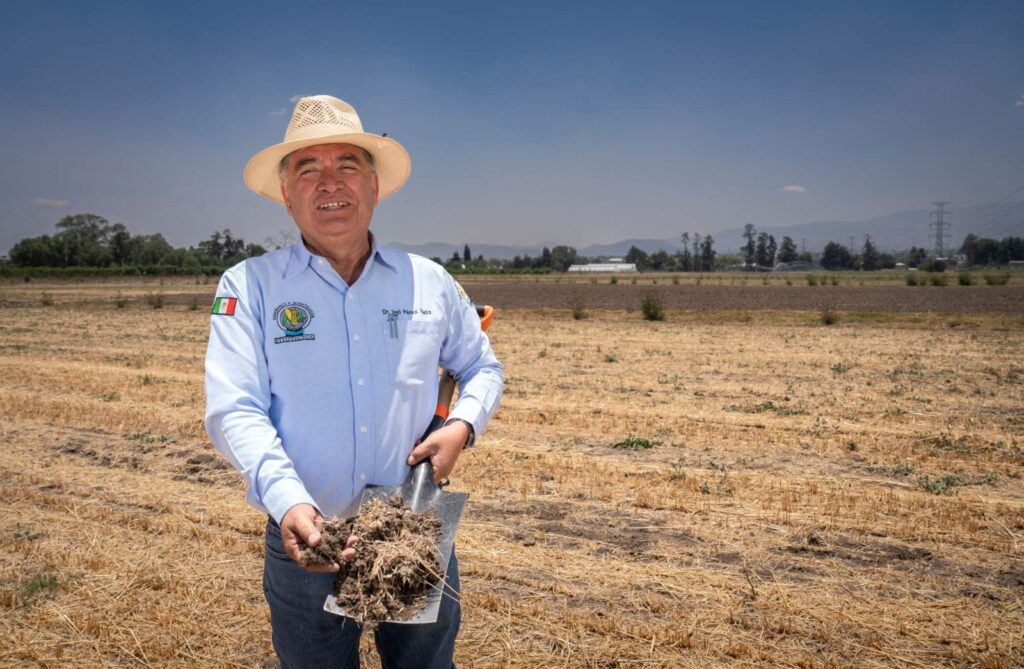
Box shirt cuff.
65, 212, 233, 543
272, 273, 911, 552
447, 398, 487, 440
262, 477, 319, 525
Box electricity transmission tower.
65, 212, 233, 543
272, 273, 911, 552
929, 201, 952, 257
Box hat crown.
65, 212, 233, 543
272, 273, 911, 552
285, 96, 363, 140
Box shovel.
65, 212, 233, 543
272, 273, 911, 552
323, 305, 493, 624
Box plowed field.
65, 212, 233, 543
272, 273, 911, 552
458, 279, 1024, 313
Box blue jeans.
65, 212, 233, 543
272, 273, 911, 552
263, 518, 460, 669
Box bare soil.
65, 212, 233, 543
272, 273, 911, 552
459, 281, 1024, 313
301, 497, 443, 628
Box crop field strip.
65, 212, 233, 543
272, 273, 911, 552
0, 279, 1021, 668
458, 280, 1024, 313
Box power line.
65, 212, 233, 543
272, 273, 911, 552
960, 181, 1024, 221
969, 201, 1024, 231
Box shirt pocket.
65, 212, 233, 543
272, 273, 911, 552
381, 318, 445, 385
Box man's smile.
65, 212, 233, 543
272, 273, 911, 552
316, 201, 352, 211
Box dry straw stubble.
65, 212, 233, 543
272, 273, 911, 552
0, 276, 1022, 667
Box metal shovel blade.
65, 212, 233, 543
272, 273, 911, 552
323, 460, 468, 624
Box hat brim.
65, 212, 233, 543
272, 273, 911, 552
243, 132, 411, 204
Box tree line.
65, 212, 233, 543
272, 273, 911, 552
444, 235, 720, 274
737, 224, 1022, 272
959, 234, 1024, 267
739, 225, 816, 268
5, 214, 267, 273
7, 214, 1022, 274
441, 244, 584, 273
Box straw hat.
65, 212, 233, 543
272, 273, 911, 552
243, 95, 411, 204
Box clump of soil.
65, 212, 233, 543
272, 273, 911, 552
300, 496, 443, 628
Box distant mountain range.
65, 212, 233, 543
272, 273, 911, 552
386, 202, 1024, 260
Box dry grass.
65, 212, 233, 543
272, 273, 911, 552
0, 278, 1022, 668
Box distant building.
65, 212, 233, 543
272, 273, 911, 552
568, 263, 637, 273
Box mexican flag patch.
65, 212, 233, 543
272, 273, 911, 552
211, 297, 238, 316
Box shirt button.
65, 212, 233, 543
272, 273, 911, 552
347, 294, 353, 301
359, 473, 367, 481
317, 259, 324, 266
357, 378, 364, 386
360, 425, 368, 433
352, 334, 360, 341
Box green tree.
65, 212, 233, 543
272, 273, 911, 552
533, 246, 552, 269
625, 245, 650, 271
649, 249, 671, 271
699, 235, 716, 271
998, 236, 1024, 263
861, 235, 879, 271
198, 230, 224, 261
877, 252, 897, 269
158, 248, 187, 267
9, 235, 62, 266
906, 246, 928, 268
755, 232, 776, 267
108, 223, 132, 266
244, 243, 267, 259
131, 234, 175, 265
777, 236, 798, 263
821, 241, 854, 270
679, 232, 692, 271
55, 213, 113, 266
463, 244, 471, 263
221, 229, 245, 261
742, 223, 756, 267
549, 245, 578, 272
959, 234, 1005, 266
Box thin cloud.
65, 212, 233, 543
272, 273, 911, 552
33, 198, 70, 207
270, 108, 288, 116
1016, 94, 1024, 107
288, 94, 309, 103
782, 185, 807, 193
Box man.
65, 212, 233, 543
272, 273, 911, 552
205, 95, 503, 668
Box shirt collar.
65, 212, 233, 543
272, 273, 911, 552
282, 232, 397, 279
369, 233, 399, 273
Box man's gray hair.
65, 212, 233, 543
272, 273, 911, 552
278, 147, 376, 182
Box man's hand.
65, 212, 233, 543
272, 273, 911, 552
280, 503, 357, 573
407, 421, 469, 482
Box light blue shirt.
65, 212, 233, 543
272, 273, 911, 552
204, 237, 503, 523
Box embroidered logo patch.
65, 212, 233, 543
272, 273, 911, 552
211, 297, 237, 316
273, 302, 315, 344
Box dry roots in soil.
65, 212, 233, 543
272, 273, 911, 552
300, 496, 444, 627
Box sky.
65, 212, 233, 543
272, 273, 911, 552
1, 0, 1023, 255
